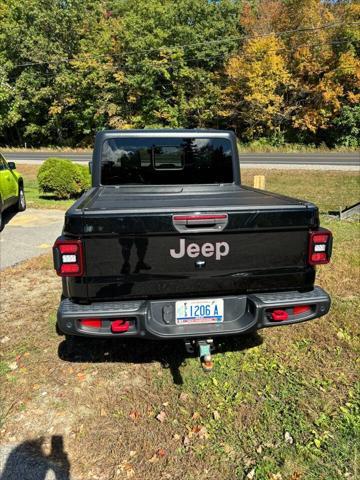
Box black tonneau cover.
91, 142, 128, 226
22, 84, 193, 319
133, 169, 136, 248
64, 184, 318, 236
76, 185, 310, 212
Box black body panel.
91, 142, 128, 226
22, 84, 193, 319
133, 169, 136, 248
62, 185, 318, 302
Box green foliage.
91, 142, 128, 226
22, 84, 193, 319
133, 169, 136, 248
37, 158, 90, 199
332, 105, 360, 147
0, 0, 359, 147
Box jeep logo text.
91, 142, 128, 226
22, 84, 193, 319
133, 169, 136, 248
170, 238, 230, 260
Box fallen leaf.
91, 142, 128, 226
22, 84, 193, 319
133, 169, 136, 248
246, 468, 255, 480
148, 454, 159, 464
129, 410, 141, 421
77, 373, 86, 382
269, 474, 283, 480
285, 431, 294, 444
223, 444, 233, 454
156, 448, 167, 458
183, 436, 190, 446
198, 426, 208, 439
8, 362, 18, 371
192, 425, 208, 439
173, 433, 181, 440
213, 410, 220, 420
192, 411, 200, 420
162, 401, 169, 407
179, 392, 189, 402
120, 462, 135, 478
156, 411, 166, 423
100, 408, 107, 417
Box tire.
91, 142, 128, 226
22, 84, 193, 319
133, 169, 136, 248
17, 184, 26, 212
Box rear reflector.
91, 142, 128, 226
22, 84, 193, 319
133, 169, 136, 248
80, 318, 102, 328
271, 310, 289, 321
293, 305, 311, 315
53, 239, 84, 277
111, 319, 130, 333
309, 229, 332, 265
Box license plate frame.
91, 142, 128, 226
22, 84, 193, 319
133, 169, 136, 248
175, 298, 224, 325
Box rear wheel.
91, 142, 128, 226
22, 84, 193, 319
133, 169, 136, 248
17, 184, 26, 212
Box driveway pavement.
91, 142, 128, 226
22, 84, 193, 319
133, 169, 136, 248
0, 209, 64, 269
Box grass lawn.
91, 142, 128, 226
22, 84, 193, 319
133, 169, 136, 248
1, 169, 358, 479
17, 164, 360, 214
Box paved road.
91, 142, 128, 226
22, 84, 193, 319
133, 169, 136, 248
0, 209, 64, 269
3, 150, 359, 170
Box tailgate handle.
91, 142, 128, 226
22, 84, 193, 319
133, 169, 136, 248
172, 214, 228, 233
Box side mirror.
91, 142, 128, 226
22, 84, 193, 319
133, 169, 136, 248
8, 161, 16, 170
88, 161, 92, 174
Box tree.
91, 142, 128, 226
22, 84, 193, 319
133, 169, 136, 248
222, 34, 291, 140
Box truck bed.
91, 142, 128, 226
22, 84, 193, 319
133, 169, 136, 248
62, 184, 318, 302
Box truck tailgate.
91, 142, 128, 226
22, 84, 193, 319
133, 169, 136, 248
65, 185, 318, 301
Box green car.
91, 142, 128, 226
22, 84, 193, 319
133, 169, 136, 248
0, 153, 26, 230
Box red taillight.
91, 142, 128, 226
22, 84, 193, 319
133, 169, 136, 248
308, 229, 332, 265
312, 234, 329, 244
58, 243, 78, 254
61, 263, 80, 274
310, 252, 327, 263
173, 214, 227, 221
53, 239, 84, 277
80, 318, 102, 328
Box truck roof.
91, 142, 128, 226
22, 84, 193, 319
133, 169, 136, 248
96, 129, 236, 140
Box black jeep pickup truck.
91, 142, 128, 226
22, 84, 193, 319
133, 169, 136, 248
53, 130, 332, 368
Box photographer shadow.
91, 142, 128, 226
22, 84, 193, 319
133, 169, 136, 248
58, 333, 263, 386
0, 436, 70, 480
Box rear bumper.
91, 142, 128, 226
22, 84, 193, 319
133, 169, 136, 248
57, 286, 330, 340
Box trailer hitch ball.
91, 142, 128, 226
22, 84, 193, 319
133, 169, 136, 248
197, 340, 214, 373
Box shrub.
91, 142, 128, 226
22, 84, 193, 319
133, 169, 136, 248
37, 157, 91, 199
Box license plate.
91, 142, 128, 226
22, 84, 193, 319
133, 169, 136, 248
175, 298, 224, 325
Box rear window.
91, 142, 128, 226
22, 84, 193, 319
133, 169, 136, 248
101, 137, 233, 185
